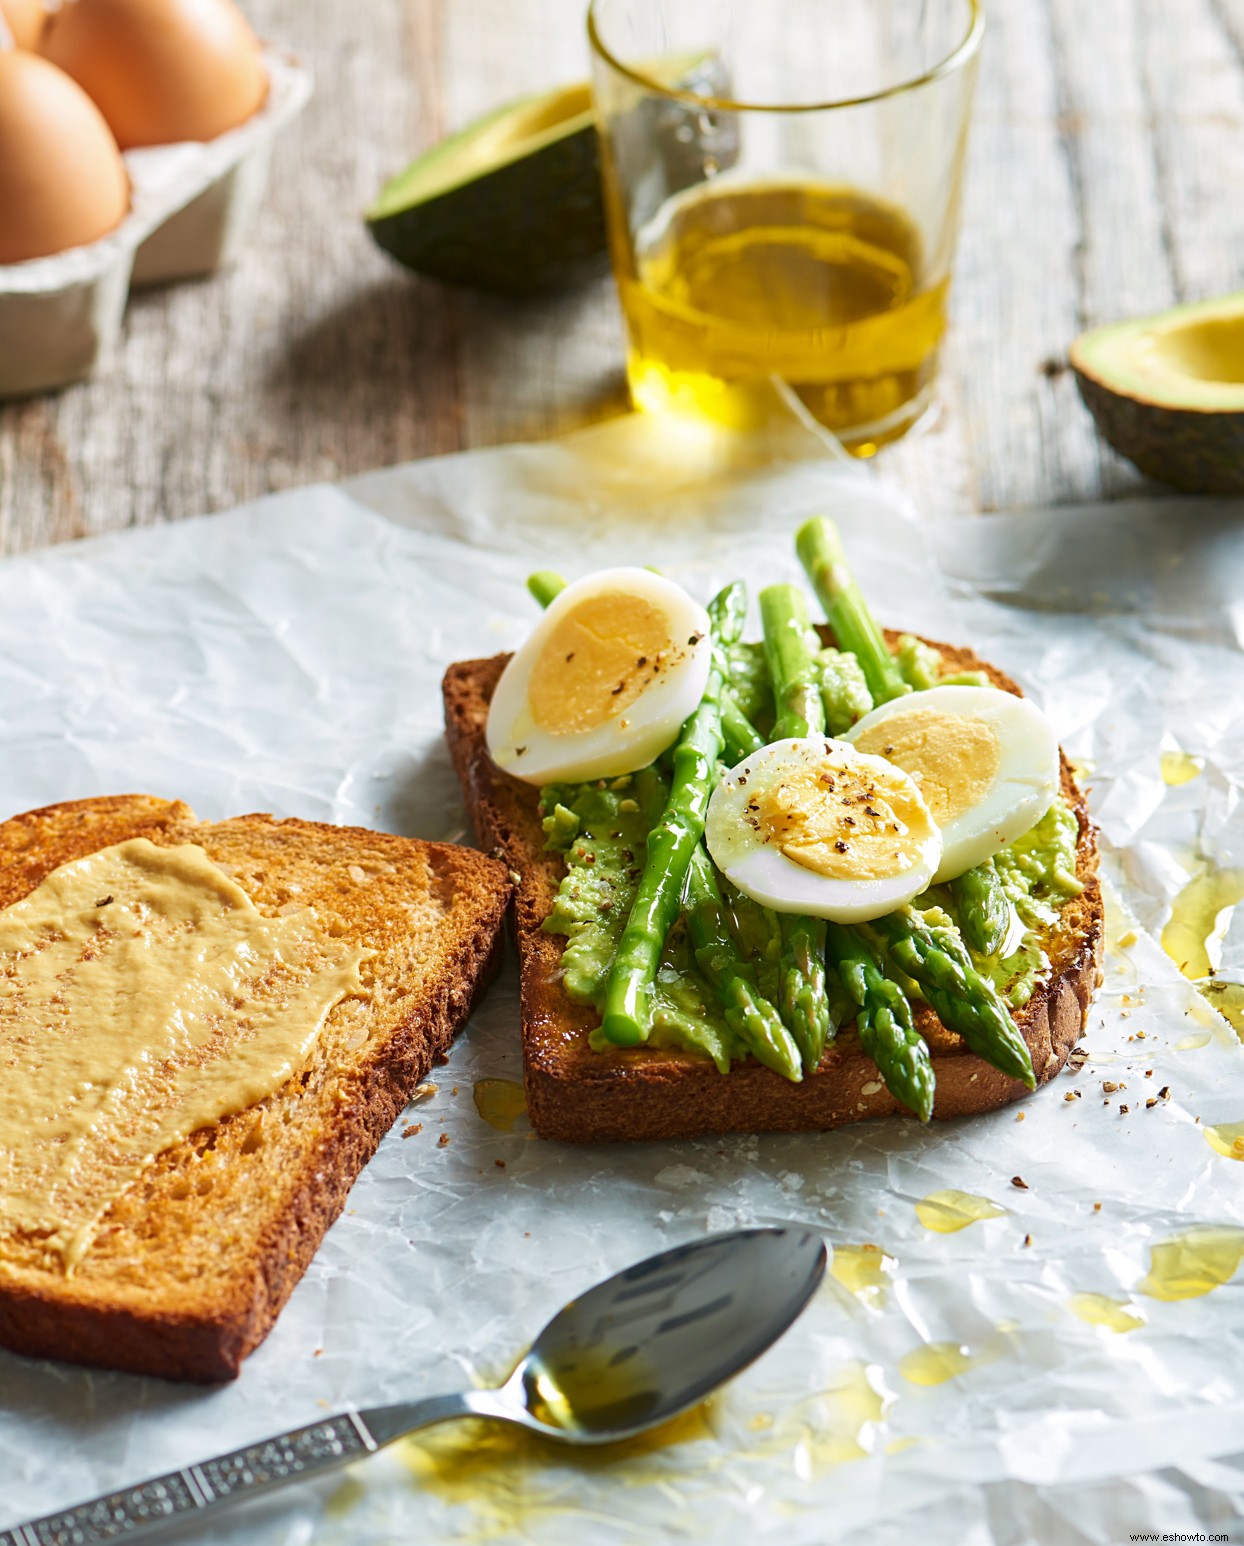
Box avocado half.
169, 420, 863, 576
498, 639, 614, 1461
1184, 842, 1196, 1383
1071, 293, 1244, 494
366, 84, 604, 296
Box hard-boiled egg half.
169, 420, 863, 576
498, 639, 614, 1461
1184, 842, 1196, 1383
842, 684, 1060, 883
487, 568, 712, 785
705, 738, 943, 922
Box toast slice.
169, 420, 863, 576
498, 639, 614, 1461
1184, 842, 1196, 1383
0, 795, 511, 1381
443, 634, 1103, 1144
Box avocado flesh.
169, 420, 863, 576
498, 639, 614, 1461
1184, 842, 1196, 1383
367, 84, 603, 296
1071, 292, 1244, 494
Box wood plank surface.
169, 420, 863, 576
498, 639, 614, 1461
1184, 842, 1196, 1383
2, 0, 1242, 554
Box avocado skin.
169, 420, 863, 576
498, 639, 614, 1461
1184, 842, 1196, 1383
1074, 368, 1244, 494
368, 127, 608, 297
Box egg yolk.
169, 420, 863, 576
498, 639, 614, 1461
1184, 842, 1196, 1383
852, 708, 1000, 824
754, 762, 935, 881
527, 592, 686, 734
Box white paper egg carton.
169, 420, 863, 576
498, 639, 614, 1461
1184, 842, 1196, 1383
0, 46, 312, 399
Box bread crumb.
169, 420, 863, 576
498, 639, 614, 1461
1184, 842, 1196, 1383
1119, 1104, 1129, 1114
451, 1085, 459, 1096
402, 1122, 422, 1139
411, 1083, 438, 1103
1146, 1098, 1158, 1109
1093, 1201, 1102, 1212
495, 1159, 506, 1169
1023, 1234, 1032, 1247
861, 1079, 883, 1096
1015, 1111, 1025, 1122
1063, 1090, 1081, 1102
1011, 1176, 1028, 1189
438, 1132, 450, 1148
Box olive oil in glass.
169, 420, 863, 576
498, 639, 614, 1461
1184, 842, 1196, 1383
621, 179, 947, 452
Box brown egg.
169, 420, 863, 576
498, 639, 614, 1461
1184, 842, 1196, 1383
0, 0, 47, 50
0, 51, 129, 264
40, 0, 268, 149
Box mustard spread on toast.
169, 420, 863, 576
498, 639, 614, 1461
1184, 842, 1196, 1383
0, 838, 365, 1271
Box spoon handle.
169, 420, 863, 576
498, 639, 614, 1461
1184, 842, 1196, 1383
1, 1390, 495, 1545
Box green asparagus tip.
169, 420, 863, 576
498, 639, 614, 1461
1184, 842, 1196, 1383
527, 571, 567, 609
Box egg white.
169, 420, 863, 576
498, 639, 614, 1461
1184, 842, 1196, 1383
705, 738, 943, 922
486, 567, 712, 786
842, 684, 1060, 883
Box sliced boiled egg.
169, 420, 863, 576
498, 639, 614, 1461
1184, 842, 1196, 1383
705, 738, 942, 922
487, 567, 712, 785
842, 684, 1060, 884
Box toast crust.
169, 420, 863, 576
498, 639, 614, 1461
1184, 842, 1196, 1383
0, 796, 511, 1380
443, 635, 1103, 1144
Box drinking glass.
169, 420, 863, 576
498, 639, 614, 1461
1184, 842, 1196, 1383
588, 0, 984, 454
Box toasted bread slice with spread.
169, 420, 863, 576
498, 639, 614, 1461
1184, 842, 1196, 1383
0, 795, 511, 1381
443, 633, 1103, 1144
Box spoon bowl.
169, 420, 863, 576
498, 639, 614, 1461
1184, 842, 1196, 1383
510, 1226, 828, 1442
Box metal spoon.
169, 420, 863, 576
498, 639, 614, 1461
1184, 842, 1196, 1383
3, 1226, 825, 1545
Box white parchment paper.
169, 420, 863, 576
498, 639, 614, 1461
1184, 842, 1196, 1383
1, 415, 1243, 1545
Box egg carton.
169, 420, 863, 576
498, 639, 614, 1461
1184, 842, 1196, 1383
0, 46, 312, 399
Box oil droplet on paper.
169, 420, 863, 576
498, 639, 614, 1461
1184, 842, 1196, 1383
1137, 1226, 1244, 1302
473, 1078, 527, 1131
398, 1400, 718, 1533
766, 1362, 888, 1476
1176, 1031, 1213, 1051
915, 1190, 1007, 1233
831, 1243, 896, 1303
324, 1475, 367, 1519
1067, 1292, 1145, 1333
1160, 748, 1205, 786
898, 1341, 987, 1387
1204, 1121, 1244, 1161
1200, 980, 1244, 1037
1160, 864, 1244, 982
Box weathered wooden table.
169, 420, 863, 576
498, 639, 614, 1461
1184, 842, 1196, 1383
2, 0, 1242, 555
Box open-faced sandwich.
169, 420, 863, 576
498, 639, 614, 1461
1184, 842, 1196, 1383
444, 518, 1103, 1143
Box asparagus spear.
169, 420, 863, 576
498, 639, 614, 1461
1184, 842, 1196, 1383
684, 847, 802, 1081
721, 694, 765, 762
871, 906, 1036, 1088
599, 585, 739, 1046
950, 860, 1011, 957
758, 583, 832, 1072
759, 583, 823, 740
827, 922, 935, 1121
527, 570, 566, 609
795, 516, 909, 705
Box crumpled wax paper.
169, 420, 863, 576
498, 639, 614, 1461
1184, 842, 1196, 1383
1, 414, 1243, 1546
